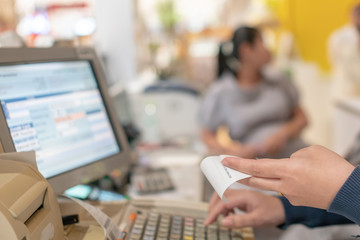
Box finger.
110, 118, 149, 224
206, 190, 256, 226
206, 203, 236, 226
222, 212, 260, 228
222, 157, 288, 178
206, 191, 240, 225
209, 192, 221, 210
206, 190, 262, 225
239, 177, 281, 192
205, 201, 227, 225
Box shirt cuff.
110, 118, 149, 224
328, 166, 360, 225
277, 196, 302, 229
278, 196, 354, 229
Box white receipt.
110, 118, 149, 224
62, 196, 122, 240
200, 155, 250, 199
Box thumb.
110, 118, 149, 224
221, 212, 258, 228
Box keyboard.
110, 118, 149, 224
62, 198, 254, 240
131, 167, 175, 195
127, 210, 247, 240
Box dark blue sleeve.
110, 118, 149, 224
278, 197, 354, 229
328, 166, 360, 225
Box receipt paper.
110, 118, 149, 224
200, 155, 250, 199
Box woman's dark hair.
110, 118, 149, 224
217, 26, 260, 78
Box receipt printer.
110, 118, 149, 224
0, 159, 64, 240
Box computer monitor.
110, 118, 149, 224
0, 47, 132, 193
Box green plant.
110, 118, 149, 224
156, 0, 179, 33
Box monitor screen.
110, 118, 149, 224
0, 60, 121, 178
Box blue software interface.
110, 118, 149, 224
0, 61, 120, 178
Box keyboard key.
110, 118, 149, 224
143, 236, 155, 240
219, 235, 230, 240
129, 234, 141, 240
183, 236, 193, 240
145, 230, 155, 236
159, 226, 169, 232
131, 228, 142, 235
208, 224, 217, 230
146, 225, 157, 231
158, 232, 169, 238
171, 229, 181, 235
207, 237, 218, 240
184, 230, 193, 236
170, 234, 181, 239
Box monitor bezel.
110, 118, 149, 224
0, 47, 133, 193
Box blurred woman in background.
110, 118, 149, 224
199, 26, 308, 158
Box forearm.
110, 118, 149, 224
201, 128, 256, 158
328, 166, 360, 225
278, 197, 353, 229
201, 129, 225, 152
280, 107, 308, 139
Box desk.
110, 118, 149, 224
127, 166, 204, 202
129, 147, 205, 202
60, 147, 255, 240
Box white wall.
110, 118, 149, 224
94, 0, 136, 86
292, 61, 333, 149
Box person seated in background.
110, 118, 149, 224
205, 145, 358, 231
328, 3, 360, 100
199, 26, 308, 159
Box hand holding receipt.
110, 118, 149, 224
200, 155, 250, 200
200, 155, 250, 216
200, 155, 285, 228
205, 146, 355, 210
201, 146, 360, 228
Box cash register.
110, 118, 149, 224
0, 153, 64, 239
0, 48, 254, 240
